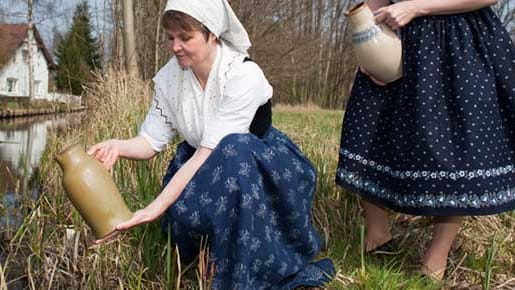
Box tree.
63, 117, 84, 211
493, 0, 515, 39
493, 0, 515, 26
28, 0, 34, 99
122, 0, 139, 77
55, 1, 100, 95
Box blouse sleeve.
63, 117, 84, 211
200, 61, 273, 149
139, 93, 176, 152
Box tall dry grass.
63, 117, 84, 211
1, 68, 183, 289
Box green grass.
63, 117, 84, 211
1, 70, 514, 289
274, 106, 515, 290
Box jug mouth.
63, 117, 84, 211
345, 2, 367, 16
57, 143, 81, 157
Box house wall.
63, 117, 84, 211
0, 36, 49, 99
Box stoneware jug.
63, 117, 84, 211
345, 2, 403, 83
56, 144, 133, 242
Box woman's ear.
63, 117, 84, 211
209, 32, 219, 44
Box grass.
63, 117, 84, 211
1, 69, 515, 289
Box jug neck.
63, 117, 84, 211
56, 144, 85, 171
346, 3, 376, 31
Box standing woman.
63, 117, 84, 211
88, 0, 334, 289
336, 0, 514, 280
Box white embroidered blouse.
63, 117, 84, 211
139, 42, 273, 151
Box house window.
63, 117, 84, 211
22, 49, 29, 63
6, 78, 17, 93
34, 80, 41, 94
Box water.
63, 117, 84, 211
0, 113, 85, 290
0, 113, 84, 240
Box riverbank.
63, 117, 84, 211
0, 106, 86, 118
0, 99, 85, 119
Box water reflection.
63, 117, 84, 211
0, 113, 84, 239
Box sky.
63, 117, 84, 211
0, 0, 113, 52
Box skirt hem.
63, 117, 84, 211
336, 178, 515, 216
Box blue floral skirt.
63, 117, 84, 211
336, 8, 515, 216
161, 127, 334, 289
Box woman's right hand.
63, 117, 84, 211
360, 66, 387, 86
374, 1, 420, 31
87, 139, 124, 171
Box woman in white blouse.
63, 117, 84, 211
87, 0, 334, 289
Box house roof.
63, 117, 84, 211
0, 23, 56, 70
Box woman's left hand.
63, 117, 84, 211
115, 207, 162, 231
375, 1, 421, 30
91, 203, 163, 245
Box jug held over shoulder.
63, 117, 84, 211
345, 2, 403, 83
56, 144, 133, 241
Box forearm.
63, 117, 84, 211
146, 147, 212, 214
411, 0, 497, 15
367, 0, 390, 11
119, 136, 157, 160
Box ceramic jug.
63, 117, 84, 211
56, 144, 132, 241
345, 2, 403, 83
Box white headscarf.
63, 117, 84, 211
164, 0, 251, 53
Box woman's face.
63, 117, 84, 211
165, 28, 216, 69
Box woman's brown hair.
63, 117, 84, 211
161, 10, 211, 40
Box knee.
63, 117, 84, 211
215, 133, 256, 157
217, 133, 253, 146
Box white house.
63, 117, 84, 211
0, 23, 55, 100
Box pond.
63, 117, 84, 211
0, 113, 85, 241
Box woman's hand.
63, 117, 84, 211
90, 204, 163, 245
87, 139, 124, 170
375, 1, 422, 30
115, 201, 165, 231
360, 66, 387, 86
115, 205, 163, 231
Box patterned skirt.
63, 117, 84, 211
161, 127, 334, 289
336, 7, 515, 216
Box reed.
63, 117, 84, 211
0, 263, 6, 290
483, 237, 498, 290
1, 69, 514, 289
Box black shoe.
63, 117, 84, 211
366, 239, 399, 255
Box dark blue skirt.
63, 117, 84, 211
161, 127, 334, 289
336, 8, 515, 216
